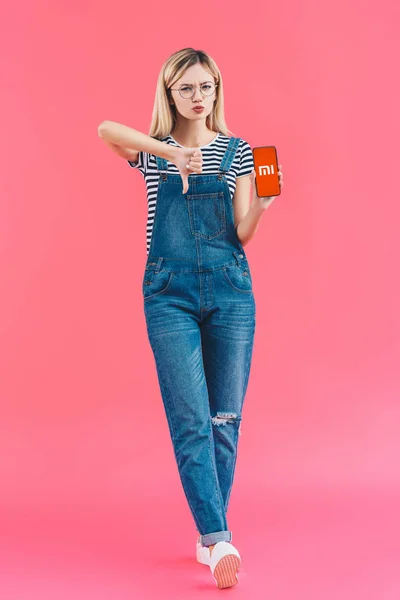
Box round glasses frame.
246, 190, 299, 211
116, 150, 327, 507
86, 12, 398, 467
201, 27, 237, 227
169, 83, 219, 99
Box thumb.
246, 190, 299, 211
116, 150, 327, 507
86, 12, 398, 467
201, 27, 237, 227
182, 172, 188, 195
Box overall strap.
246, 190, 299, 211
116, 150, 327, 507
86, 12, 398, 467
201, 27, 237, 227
156, 153, 169, 180
217, 137, 241, 180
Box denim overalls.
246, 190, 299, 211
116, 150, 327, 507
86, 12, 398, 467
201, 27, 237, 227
142, 137, 256, 547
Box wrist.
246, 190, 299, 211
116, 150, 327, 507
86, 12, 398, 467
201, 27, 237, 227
166, 145, 182, 162
250, 195, 267, 215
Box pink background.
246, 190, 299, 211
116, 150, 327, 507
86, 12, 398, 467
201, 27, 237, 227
1, 1, 399, 598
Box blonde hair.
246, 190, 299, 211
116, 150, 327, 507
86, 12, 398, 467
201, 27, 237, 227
148, 47, 236, 140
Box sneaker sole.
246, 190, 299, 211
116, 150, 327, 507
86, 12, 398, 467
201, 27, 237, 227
213, 553, 241, 589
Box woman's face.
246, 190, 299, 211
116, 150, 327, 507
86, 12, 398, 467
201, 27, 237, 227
169, 63, 217, 121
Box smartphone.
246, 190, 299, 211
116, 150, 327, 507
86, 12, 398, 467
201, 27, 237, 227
252, 146, 281, 197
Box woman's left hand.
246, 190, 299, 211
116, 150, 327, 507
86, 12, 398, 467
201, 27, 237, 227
251, 163, 284, 209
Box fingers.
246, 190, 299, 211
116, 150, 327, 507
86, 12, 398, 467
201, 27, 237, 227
278, 163, 283, 186
186, 151, 203, 173
186, 163, 202, 173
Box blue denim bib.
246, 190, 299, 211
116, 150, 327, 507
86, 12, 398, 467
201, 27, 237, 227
145, 136, 250, 274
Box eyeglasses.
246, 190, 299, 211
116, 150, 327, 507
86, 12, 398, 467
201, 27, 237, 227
169, 82, 218, 99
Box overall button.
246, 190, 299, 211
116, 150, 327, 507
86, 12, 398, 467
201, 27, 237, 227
239, 254, 243, 258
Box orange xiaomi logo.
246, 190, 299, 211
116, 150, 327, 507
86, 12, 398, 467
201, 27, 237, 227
258, 164, 275, 176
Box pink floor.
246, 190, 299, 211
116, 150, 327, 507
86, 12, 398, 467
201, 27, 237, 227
1, 484, 398, 599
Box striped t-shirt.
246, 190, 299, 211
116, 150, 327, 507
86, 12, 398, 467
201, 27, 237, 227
127, 131, 254, 255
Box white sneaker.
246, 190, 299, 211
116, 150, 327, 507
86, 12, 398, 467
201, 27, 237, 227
196, 535, 210, 565
209, 541, 241, 589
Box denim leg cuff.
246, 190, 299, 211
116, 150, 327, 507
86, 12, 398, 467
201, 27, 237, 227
200, 530, 232, 547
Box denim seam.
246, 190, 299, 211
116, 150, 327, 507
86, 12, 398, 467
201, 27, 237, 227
224, 422, 240, 512
149, 341, 177, 442
207, 432, 228, 532
145, 257, 239, 274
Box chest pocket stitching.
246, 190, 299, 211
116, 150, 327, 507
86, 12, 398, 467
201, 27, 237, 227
186, 191, 226, 240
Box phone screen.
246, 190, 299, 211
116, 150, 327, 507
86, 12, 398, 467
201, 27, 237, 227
252, 146, 280, 197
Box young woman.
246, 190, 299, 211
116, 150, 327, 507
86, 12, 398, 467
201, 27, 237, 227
98, 47, 283, 589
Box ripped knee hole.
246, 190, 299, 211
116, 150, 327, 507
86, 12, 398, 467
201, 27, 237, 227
211, 412, 241, 427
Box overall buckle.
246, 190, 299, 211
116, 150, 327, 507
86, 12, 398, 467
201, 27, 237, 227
232, 250, 244, 266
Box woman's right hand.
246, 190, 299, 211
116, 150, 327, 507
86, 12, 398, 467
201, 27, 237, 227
170, 147, 203, 194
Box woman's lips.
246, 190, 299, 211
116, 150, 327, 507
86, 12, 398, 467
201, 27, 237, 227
192, 106, 204, 112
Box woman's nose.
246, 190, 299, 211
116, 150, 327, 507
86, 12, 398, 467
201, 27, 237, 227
192, 87, 203, 101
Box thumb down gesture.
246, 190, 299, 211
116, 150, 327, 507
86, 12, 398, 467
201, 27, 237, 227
171, 147, 203, 194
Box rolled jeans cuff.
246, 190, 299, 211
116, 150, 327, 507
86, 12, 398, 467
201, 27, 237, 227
200, 530, 232, 547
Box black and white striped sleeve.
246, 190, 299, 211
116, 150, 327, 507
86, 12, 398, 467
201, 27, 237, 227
236, 140, 254, 178
127, 151, 149, 175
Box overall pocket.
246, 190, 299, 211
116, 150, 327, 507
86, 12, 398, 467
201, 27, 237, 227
142, 270, 175, 301
223, 264, 253, 294
186, 191, 226, 239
